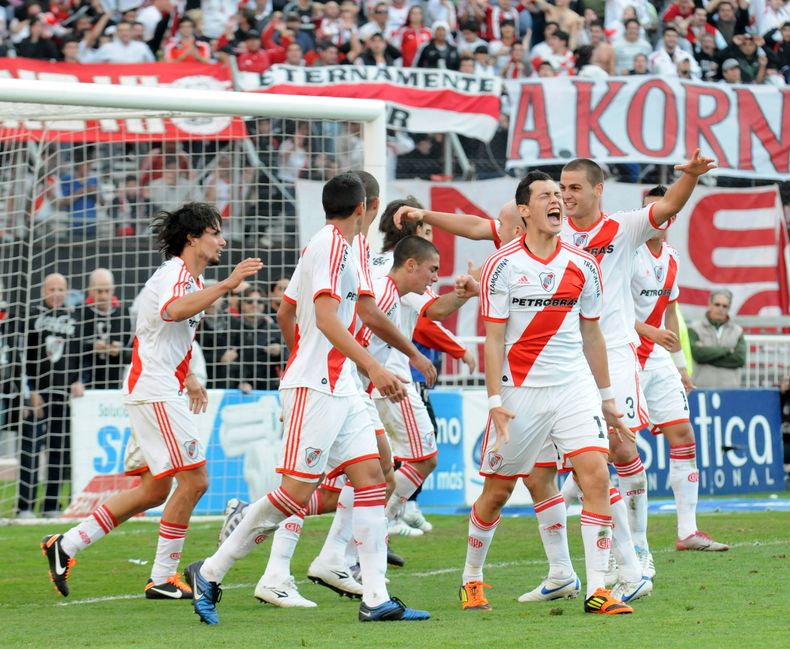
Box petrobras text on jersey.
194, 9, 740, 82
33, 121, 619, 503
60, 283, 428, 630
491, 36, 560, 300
635, 389, 783, 495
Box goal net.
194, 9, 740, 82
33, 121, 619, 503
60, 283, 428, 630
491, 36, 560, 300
0, 79, 386, 519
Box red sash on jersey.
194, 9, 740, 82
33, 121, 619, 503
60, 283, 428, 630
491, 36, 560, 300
636, 255, 678, 368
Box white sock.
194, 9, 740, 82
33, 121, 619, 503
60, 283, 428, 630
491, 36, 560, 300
353, 483, 389, 608
560, 474, 583, 504
580, 509, 613, 597
385, 463, 425, 521
317, 483, 355, 567
305, 490, 322, 516
150, 520, 188, 583
61, 504, 118, 556
615, 456, 649, 549
462, 504, 500, 584
669, 444, 699, 538
533, 494, 574, 580
261, 513, 304, 586
201, 487, 303, 583
609, 487, 642, 582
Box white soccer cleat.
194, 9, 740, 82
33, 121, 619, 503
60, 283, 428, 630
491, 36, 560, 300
387, 519, 424, 537
635, 546, 656, 580
517, 574, 581, 602
604, 552, 619, 588
611, 576, 653, 603
402, 501, 433, 532
217, 498, 249, 547
255, 576, 317, 608
307, 560, 364, 599
676, 531, 730, 552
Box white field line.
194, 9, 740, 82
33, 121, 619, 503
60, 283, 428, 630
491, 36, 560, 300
54, 537, 789, 607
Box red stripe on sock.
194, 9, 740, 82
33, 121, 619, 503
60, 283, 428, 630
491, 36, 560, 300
470, 504, 500, 531
533, 494, 565, 513
614, 456, 644, 477
580, 510, 613, 526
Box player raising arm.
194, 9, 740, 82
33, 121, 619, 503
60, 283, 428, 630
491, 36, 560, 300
42, 203, 262, 600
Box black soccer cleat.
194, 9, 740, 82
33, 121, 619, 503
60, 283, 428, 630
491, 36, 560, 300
387, 547, 405, 568
41, 534, 75, 597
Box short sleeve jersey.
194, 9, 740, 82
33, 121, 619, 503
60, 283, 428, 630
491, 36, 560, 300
560, 203, 666, 348
279, 225, 360, 396
632, 243, 680, 370
366, 275, 412, 389
123, 257, 204, 402
479, 236, 603, 388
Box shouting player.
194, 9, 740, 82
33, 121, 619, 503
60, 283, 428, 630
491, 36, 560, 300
185, 173, 429, 625
632, 186, 729, 552
41, 203, 262, 599
460, 171, 635, 615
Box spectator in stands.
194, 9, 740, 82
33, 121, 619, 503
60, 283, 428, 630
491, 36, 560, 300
72, 269, 132, 392
81, 19, 156, 63
721, 33, 771, 83
16, 17, 60, 60
136, 0, 172, 42
706, 0, 749, 46
459, 54, 476, 73
587, 19, 616, 74
501, 40, 528, 77
688, 6, 727, 48
415, 21, 461, 69
650, 25, 701, 78
386, 0, 412, 36
397, 133, 444, 179
489, 20, 520, 73
688, 289, 746, 388
663, 0, 696, 30
282, 0, 317, 48
202, 0, 241, 41
531, 28, 575, 75
236, 28, 288, 73
473, 43, 496, 75
111, 175, 145, 236
457, 20, 487, 57
283, 11, 314, 53
695, 32, 723, 80
232, 284, 284, 391
61, 37, 82, 63
771, 21, 790, 82
613, 18, 653, 75
59, 156, 101, 237
532, 0, 585, 49
198, 284, 241, 390
285, 40, 305, 65
720, 56, 743, 82
357, 31, 402, 66
311, 39, 340, 65
147, 158, 197, 212
428, 0, 459, 33
163, 17, 212, 62
780, 373, 790, 471
395, 5, 433, 68
360, 2, 392, 43
536, 59, 558, 76
630, 52, 650, 74
18, 273, 80, 517
529, 20, 559, 61
751, 0, 790, 38
0, 279, 27, 482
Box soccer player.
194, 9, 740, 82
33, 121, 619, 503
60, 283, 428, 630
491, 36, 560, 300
41, 202, 263, 599
632, 186, 729, 552
185, 173, 429, 625
460, 171, 635, 615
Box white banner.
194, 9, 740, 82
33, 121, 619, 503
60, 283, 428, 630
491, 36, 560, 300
505, 77, 790, 181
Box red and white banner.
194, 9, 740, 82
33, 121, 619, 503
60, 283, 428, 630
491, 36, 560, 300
0, 59, 247, 141
298, 178, 789, 344
244, 65, 502, 141
505, 77, 790, 181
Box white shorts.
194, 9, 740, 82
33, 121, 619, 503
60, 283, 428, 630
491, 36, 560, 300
278, 388, 379, 481
640, 363, 690, 433
124, 400, 205, 479
364, 392, 386, 436
609, 343, 650, 432
320, 474, 346, 493
374, 383, 437, 462
480, 378, 609, 478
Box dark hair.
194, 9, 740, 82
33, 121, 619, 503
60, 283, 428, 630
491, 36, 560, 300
589, 19, 604, 29
379, 197, 423, 252
562, 158, 605, 186
270, 277, 289, 293
574, 44, 594, 69
151, 202, 222, 259
322, 173, 365, 219
645, 184, 667, 198
664, 25, 679, 35
554, 29, 570, 44
624, 18, 640, 29
350, 170, 380, 202
460, 20, 479, 32
180, 17, 195, 27
515, 170, 553, 206
242, 284, 263, 298
392, 235, 439, 269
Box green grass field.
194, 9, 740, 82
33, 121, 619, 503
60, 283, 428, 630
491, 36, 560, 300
1, 509, 788, 648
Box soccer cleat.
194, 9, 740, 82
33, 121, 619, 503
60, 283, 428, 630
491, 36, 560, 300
217, 498, 249, 547
144, 573, 193, 599
307, 560, 363, 599
41, 534, 76, 597
359, 596, 430, 622
635, 546, 656, 579
186, 561, 222, 625
387, 519, 424, 537
517, 574, 580, 602
387, 547, 405, 567
604, 552, 619, 587
459, 580, 492, 611
611, 576, 653, 603
583, 587, 633, 615
676, 531, 730, 552
401, 502, 433, 532
255, 576, 317, 608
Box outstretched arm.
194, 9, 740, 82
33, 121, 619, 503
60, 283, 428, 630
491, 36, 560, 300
651, 149, 716, 227
394, 205, 496, 241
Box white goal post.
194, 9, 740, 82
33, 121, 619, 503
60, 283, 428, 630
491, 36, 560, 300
0, 78, 387, 520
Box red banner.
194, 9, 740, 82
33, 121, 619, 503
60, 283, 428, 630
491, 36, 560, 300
0, 59, 247, 141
